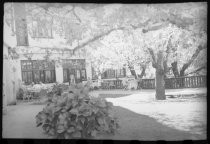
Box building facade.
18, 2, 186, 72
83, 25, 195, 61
3, 3, 132, 105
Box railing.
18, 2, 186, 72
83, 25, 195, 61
100, 75, 206, 89
141, 79, 155, 89
101, 80, 124, 89
164, 75, 206, 89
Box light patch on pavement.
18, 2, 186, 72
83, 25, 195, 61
106, 93, 206, 135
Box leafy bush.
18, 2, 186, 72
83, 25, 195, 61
36, 83, 119, 139
16, 88, 24, 100
47, 83, 69, 98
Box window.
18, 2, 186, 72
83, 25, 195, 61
63, 69, 68, 83
33, 70, 40, 83
101, 68, 126, 79
81, 69, 86, 81
76, 70, 81, 79
107, 69, 115, 78
21, 60, 56, 84
45, 70, 51, 83
22, 71, 33, 84
116, 68, 126, 78
30, 16, 53, 38
62, 59, 87, 83
92, 67, 98, 80
101, 69, 115, 79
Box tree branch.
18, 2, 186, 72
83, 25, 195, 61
138, 65, 146, 78
147, 48, 157, 68
180, 43, 206, 76
165, 35, 172, 57
163, 60, 168, 73
185, 65, 206, 76
171, 61, 180, 77
72, 7, 82, 23
168, 13, 194, 29
162, 35, 173, 73
72, 18, 164, 53
130, 18, 151, 29
73, 27, 126, 54
142, 22, 170, 33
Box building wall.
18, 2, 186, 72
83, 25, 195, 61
3, 12, 93, 106
3, 45, 22, 105
3, 58, 7, 111
15, 46, 93, 84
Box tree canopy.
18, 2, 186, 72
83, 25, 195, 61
4, 2, 207, 99
4, 2, 207, 76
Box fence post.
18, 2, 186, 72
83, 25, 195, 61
198, 77, 201, 87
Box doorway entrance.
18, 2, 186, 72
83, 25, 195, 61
63, 59, 87, 84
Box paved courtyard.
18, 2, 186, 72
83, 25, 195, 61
3, 88, 206, 140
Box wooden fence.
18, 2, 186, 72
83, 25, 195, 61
165, 75, 206, 89
101, 75, 206, 89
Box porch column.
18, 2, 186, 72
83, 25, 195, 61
85, 60, 92, 80
55, 61, 63, 83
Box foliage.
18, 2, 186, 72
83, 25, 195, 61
16, 88, 24, 100
47, 83, 69, 97
4, 3, 207, 99
168, 28, 206, 69
36, 83, 119, 139
185, 48, 207, 76
86, 29, 150, 78
4, 3, 206, 76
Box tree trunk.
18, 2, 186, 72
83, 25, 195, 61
97, 73, 102, 88
186, 65, 206, 76
155, 51, 166, 100
128, 65, 137, 79
179, 69, 185, 77
155, 69, 166, 100
179, 45, 206, 77
138, 66, 146, 78
13, 3, 29, 46
171, 61, 180, 77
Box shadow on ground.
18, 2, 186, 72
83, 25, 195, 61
97, 106, 206, 140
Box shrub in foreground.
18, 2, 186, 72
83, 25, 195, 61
36, 83, 119, 139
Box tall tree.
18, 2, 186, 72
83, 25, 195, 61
165, 3, 207, 77
140, 3, 206, 99
170, 28, 207, 77
142, 24, 181, 100
99, 29, 150, 79
13, 3, 29, 46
